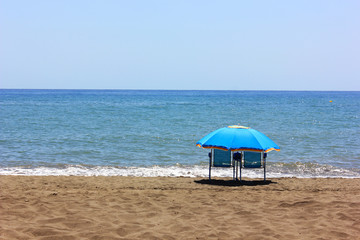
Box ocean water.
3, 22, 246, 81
1, 89, 359, 178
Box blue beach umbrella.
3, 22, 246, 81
196, 125, 280, 153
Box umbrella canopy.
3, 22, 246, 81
196, 125, 280, 153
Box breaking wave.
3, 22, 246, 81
1, 162, 359, 178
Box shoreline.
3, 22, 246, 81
1, 163, 360, 178
1, 176, 360, 239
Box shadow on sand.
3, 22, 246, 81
194, 179, 276, 187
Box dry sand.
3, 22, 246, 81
1, 176, 360, 240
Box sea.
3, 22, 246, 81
1, 89, 359, 178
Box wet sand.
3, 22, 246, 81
1, 176, 360, 239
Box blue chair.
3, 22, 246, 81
238, 151, 267, 181
208, 149, 234, 180
213, 149, 232, 167
243, 151, 262, 168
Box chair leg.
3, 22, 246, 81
209, 157, 211, 181
264, 164, 266, 182
239, 166, 242, 182
232, 165, 235, 180
209, 165, 211, 181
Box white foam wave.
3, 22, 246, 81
1, 163, 359, 178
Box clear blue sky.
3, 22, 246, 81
1, 0, 359, 90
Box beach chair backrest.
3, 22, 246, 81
213, 149, 232, 167
243, 151, 262, 168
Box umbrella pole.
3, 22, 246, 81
232, 151, 235, 180
240, 152, 242, 182
208, 150, 212, 181
236, 158, 238, 181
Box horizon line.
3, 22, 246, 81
1, 88, 359, 92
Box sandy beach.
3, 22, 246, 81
1, 176, 359, 240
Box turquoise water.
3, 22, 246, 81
1, 89, 359, 177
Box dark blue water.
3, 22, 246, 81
1, 89, 359, 177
